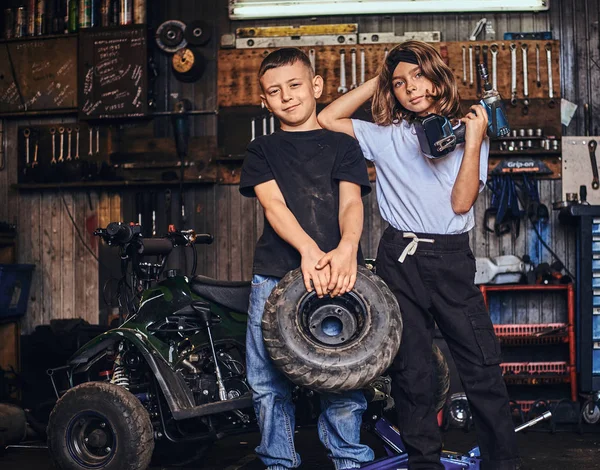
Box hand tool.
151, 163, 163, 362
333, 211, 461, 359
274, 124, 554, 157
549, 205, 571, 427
350, 48, 358, 89
521, 43, 530, 114
589, 140, 599, 190
66, 128, 72, 160
510, 43, 517, 106
359, 30, 440, 44
75, 126, 80, 159
490, 43, 498, 90
269, 114, 275, 134
23, 128, 30, 168
251, 117, 256, 141
95, 127, 100, 154
482, 45, 489, 76
469, 45, 474, 86
535, 44, 541, 87
308, 49, 316, 73
545, 43, 555, 107
474, 45, 481, 95
360, 48, 365, 86
88, 127, 93, 156
235, 24, 358, 49
338, 49, 348, 93
50, 127, 57, 164
462, 46, 467, 85
58, 127, 65, 162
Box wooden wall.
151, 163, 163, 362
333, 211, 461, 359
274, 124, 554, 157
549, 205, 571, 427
0, 0, 598, 332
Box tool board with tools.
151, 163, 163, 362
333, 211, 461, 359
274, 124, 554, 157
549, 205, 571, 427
16, 122, 219, 186
16, 123, 114, 185
218, 27, 562, 179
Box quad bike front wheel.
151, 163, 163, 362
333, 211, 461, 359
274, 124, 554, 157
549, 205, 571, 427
48, 382, 154, 470
263, 265, 403, 392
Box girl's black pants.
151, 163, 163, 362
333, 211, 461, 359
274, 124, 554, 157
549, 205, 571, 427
376, 226, 520, 470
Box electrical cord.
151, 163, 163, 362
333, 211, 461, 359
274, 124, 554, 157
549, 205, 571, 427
513, 184, 576, 281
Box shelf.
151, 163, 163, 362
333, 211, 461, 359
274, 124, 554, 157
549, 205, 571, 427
481, 283, 577, 401
13, 179, 216, 191
494, 323, 568, 346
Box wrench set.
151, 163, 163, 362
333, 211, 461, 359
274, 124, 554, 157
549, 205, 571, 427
218, 40, 560, 109
18, 123, 113, 184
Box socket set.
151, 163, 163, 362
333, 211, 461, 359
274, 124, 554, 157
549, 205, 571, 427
494, 127, 560, 153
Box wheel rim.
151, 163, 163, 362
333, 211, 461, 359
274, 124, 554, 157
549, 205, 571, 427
66, 411, 116, 468
298, 291, 368, 347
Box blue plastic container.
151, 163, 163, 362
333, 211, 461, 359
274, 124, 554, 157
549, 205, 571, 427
0, 264, 35, 318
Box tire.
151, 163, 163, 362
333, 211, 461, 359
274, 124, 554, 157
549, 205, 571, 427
433, 343, 450, 412
48, 382, 154, 470
263, 265, 402, 392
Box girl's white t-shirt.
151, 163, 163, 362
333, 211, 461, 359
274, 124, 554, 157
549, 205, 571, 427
352, 118, 489, 235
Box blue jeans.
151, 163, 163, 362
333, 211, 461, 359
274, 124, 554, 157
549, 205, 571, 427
246, 274, 374, 470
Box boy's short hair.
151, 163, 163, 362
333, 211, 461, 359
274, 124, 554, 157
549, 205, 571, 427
258, 48, 313, 80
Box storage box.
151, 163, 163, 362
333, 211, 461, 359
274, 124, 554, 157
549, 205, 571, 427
0, 264, 35, 318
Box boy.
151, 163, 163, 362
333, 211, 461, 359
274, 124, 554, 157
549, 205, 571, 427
239, 48, 374, 470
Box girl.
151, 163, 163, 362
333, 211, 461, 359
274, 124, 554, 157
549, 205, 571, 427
318, 41, 520, 470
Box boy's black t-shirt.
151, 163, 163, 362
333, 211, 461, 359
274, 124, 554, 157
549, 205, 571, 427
239, 128, 372, 278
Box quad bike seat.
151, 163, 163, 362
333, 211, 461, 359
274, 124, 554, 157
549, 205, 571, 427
190, 276, 251, 314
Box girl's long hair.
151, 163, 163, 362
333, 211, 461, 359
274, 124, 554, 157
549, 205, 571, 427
371, 41, 461, 126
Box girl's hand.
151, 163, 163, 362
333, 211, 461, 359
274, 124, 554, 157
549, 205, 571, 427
461, 104, 488, 146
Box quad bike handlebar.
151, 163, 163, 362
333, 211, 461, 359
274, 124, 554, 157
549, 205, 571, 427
94, 222, 213, 255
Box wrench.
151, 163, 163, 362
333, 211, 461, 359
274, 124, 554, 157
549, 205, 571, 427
482, 45, 489, 75
521, 43, 530, 113
490, 43, 498, 90
58, 127, 65, 162
96, 127, 100, 154
510, 43, 518, 106
338, 49, 348, 93
23, 128, 30, 167
50, 128, 57, 164
474, 45, 481, 95
360, 48, 365, 86
250, 117, 256, 141
88, 127, 93, 156
75, 126, 80, 159
308, 49, 316, 73
590, 140, 599, 190
462, 46, 467, 84
350, 48, 357, 89
269, 114, 275, 134
66, 127, 72, 160
535, 44, 541, 87
32, 138, 38, 168
546, 42, 555, 107
469, 45, 474, 86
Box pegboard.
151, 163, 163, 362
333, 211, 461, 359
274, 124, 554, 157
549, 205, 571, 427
562, 137, 600, 204
217, 40, 560, 108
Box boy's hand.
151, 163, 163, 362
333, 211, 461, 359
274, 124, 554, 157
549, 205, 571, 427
301, 245, 331, 298
316, 240, 358, 297
462, 104, 488, 146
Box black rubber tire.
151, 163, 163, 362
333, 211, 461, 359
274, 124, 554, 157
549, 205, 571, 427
48, 382, 154, 470
263, 265, 403, 392
433, 343, 450, 412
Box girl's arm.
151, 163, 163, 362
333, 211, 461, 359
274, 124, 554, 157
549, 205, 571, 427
451, 104, 489, 214
318, 77, 378, 138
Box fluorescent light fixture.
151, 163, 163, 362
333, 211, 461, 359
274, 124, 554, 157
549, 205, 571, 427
229, 0, 549, 19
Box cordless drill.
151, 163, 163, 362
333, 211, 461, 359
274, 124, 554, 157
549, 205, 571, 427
415, 62, 510, 159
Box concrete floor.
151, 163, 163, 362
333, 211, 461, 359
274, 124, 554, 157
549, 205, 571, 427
2, 426, 600, 470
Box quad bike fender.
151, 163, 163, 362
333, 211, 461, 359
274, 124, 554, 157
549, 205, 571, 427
68, 330, 195, 413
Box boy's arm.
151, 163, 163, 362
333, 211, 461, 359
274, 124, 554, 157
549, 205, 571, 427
318, 77, 378, 138
254, 179, 331, 297
452, 104, 489, 214
316, 181, 364, 297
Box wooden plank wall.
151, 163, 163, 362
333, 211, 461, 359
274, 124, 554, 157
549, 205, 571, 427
0, 0, 598, 332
